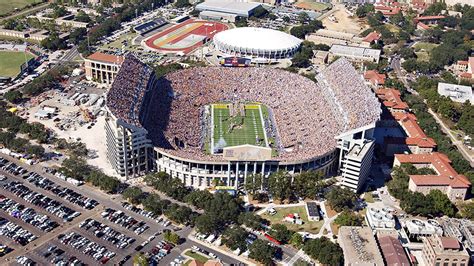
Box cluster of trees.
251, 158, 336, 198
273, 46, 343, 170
78, 0, 167, 55
334, 210, 363, 226
75, 10, 92, 23
174, 0, 190, 8
41, 31, 68, 51
48, 4, 68, 18
303, 237, 343, 265
291, 41, 329, 68
249, 239, 278, 265
355, 4, 374, 18
22, 64, 71, 96
325, 187, 358, 212
290, 18, 323, 39
246, 171, 332, 203
0, 101, 49, 157
411, 76, 473, 136
387, 165, 457, 217
58, 156, 122, 193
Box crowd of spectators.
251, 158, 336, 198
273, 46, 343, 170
107, 57, 381, 163
106, 54, 156, 127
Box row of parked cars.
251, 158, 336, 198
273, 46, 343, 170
42, 244, 85, 266
0, 195, 59, 232
16, 255, 35, 266
23, 172, 99, 210
0, 159, 27, 176
149, 240, 175, 264
122, 201, 160, 221
3, 181, 80, 222
80, 218, 135, 249
0, 217, 37, 246
101, 208, 149, 235
58, 232, 116, 264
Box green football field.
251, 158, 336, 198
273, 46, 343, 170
212, 104, 267, 150
0, 51, 34, 78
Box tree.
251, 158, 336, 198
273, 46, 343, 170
69, 28, 87, 45
133, 252, 148, 266
252, 6, 269, 19
122, 186, 144, 205
458, 201, 474, 220
195, 213, 220, 234
249, 239, 276, 265
75, 10, 91, 23
293, 171, 325, 199
334, 210, 363, 226
175, 0, 190, 8
238, 212, 265, 230
4, 91, 23, 104
399, 47, 416, 60
325, 187, 357, 212
222, 227, 248, 251
184, 190, 213, 209
270, 224, 292, 244
289, 233, 304, 248
356, 4, 374, 18
303, 237, 343, 265
163, 231, 180, 244
59, 156, 91, 181
244, 174, 262, 195
267, 171, 293, 202
142, 193, 164, 215
428, 190, 456, 217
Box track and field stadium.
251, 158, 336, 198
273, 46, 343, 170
143, 19, 228, 54
105, 54, 381, 190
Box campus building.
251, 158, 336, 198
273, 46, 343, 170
84, 52, 124, 84
421, 235, 470, 266
338, 226, 385, 266
329, 44, 381, 63
437, 82, 473, 104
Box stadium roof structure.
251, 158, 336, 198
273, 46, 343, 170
213, 27, 302, 53
86, 52, 124, 65
196, 0, 261, 17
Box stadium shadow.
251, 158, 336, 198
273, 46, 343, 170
141, 77, 173, 150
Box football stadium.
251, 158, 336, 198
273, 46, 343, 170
143, 19, 228, 54
105, 54, 381, 191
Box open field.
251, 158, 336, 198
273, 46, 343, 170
260, 206, 324, 234
0, 51, 34, 77
212, 103, 266, 150
295, 0, 331, 11
322, 5, 368, 35
0, 0, 43, 16
184, 250, 210, 264
413, 42, 438, 62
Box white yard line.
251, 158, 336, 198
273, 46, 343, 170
259, 105, 269, 147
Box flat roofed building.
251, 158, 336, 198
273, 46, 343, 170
329, 44, 381, 63
366, 207, 395, 229
394, 153, 471, 202
85, 52, 124, 84
196, 0, 262, 17
338, 226, 385, 266
421, 235, 470, 266
305, 202, 321, 221
437, 82, 473, 104
404, 219, 443, 238
378, 236, 411, 266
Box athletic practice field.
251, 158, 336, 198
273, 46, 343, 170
0, 51, 34, 78
295, 0, 331, 11
212, 103, 267, 151
0, 0, 42, 16
144, 19, 228, 54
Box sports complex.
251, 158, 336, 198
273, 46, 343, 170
105, 54, 382, 191
143, 19, 228, 54
0, 49, 35, 80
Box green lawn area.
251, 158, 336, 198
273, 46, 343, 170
385, 24, 401, 33
184, 250, 210, 264
413, 42, 438, 62
363, 193, 374, 203
0, 51, 34, 78
212, 104, 266, 149
0, 0, 43, 16
260, 205, 324, 234
101, 31, 138, 49
295, 0, 331, 12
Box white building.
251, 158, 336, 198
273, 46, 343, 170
195, 0, 262, 18
437, 82, 473, 104
365, 207, 396, 229
329, 44, 381, 63
405, 219, 443, 238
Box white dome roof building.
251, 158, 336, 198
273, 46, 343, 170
213, 27, 302, 60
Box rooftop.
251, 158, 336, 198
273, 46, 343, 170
330, 44, 381, 59
378, 236, 410, 266
86, 52, 124, 64
196, 0, 261, 16
365, 70, 386, 85
339, 226, 385, 265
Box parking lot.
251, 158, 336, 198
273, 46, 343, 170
0, 155, 243, 265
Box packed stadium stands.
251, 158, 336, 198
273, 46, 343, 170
134, 18, 167, 35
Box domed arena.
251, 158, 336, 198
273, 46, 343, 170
105, 54, 381, 189
212, 27, 302, 60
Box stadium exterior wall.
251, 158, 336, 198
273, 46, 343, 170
214, 39, 300, 59
154, 148, 339, 189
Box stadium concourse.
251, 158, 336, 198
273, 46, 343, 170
104, 54, 381, 191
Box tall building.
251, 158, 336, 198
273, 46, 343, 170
85, 52, 124, 85
421, 235, 470, 266
105, 54, 155, 178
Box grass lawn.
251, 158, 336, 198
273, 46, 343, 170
413, 42, 438, 62
102, 32, 138, 49
184, 250, 209, 264
295, 0, 331, 11
0, 51, 34, 78
363, 193, 374, 203
260, 206, 324, 234
212, 103, 266, 149
0, 0, 43, 16
385, 24, 400, 33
